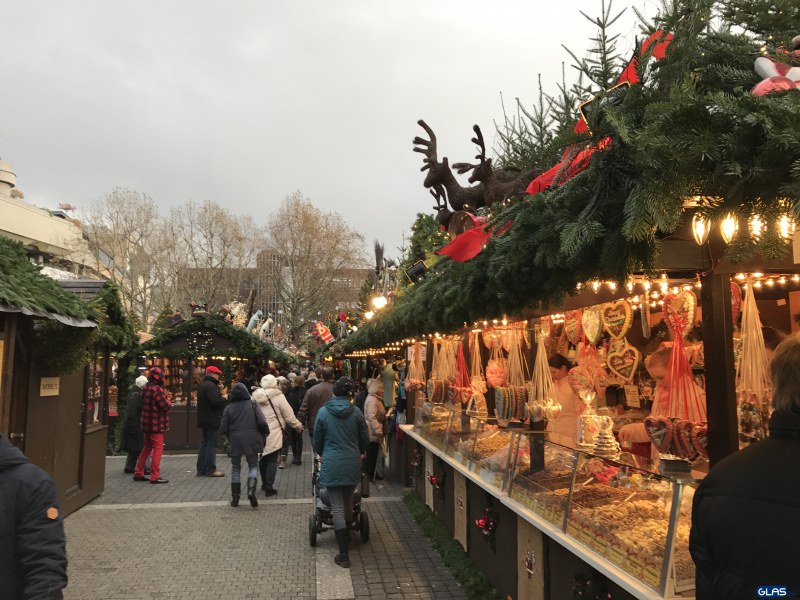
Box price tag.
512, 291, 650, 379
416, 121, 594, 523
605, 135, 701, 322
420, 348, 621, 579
643, 565, 661, 588
580, 527, 594, 545
535, 503, 546, 517
545, 505, 556, 522
567, 522, 580, 538
626, 555, 644, 577
553, 508, 564, 526
609, 545, 626, 566
624, 385, 641, 408
593, 535, 608, 556
494, 474, 503, 488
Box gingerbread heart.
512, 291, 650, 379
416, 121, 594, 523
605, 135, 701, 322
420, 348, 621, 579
602, 300, 632, 339
564, 310, 583, 345
540, 317, 552, 338
662, 290, 697, 339
581, 306, 603, 344
567, 365, 594, 396
731, 282, 742, 324
644, 416, 673, 453
691, 424, 709, 459
607, 344, 639, 382
675, 419, 699, 460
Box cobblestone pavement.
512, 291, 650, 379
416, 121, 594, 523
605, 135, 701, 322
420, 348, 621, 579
63, 451, 467, 600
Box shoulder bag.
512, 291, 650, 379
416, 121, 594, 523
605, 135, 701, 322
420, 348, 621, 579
252, 401, 269, 446
267, 397, 292, 448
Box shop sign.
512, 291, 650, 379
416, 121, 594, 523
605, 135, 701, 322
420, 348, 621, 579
624, 385, 641, 408
40, 377, 60, 397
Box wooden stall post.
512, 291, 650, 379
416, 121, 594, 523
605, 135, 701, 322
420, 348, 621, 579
700, 272, 738, 466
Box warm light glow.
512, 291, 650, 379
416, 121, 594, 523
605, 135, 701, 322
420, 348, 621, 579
660, 274, 669, 295
766, 278, 775, 287
365, 311, 375, 320
750, 214, 764, 238
591, 280, 601, 293
753, 280, 762, 288
735, 273, 746, 280
643, 280, 652, 291
720, 214, 738, 244
753, 272, 764, 278
625, 279, 634, 293
607, 281, 617, 292
793, 275, 800, 283
372, 295, 388, 310
779, 215, 796, 240
691, 214, 711, 245
779, 276, 787, 285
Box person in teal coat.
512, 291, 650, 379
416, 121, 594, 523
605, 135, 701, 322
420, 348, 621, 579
312, 377, 368, 569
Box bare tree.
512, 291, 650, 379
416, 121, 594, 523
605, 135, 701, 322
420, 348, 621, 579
78, 188, 164, 327
165, 199, 265, 312
265, 191, 368, 345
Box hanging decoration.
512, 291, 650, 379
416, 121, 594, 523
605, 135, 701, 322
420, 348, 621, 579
495, 329, 530, 423
641, 294, 651, 338
730, 281, 742, 324
661, 290, 697, 339
426, 340, 447, 404
474, 503, 499, 545
524, 550, 537, 579
467, 330, 489, 417
606, 342, 640, 382
563, 310, 583, 345
529, 327, 557, 422
486, 338, 508, 388
602, 299, 633, 339
312, 320, 334, 343
581, 305, 603, 344
448, 341, 473, 407
406, 341, 426, 391
736, 277, 772, 441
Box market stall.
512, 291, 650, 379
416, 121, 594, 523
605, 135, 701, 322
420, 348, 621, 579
141, 313, 286, 450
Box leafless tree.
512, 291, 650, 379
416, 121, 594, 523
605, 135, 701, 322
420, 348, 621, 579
265, 191, 368, 345
165, 199, 265, 312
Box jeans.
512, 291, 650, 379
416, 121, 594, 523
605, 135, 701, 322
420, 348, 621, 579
196, 427, 220, 475
134, 433, 164, 480
259, 450, 280, 491
289, 428, 303, 462
229, 454, 258, 484
327, 486, 354, 531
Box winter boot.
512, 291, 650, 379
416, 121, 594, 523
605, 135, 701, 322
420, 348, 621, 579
246, 477, 258, 508
278, 455, 287, 469
333, 528, 350, 568
230, 482, 241, 507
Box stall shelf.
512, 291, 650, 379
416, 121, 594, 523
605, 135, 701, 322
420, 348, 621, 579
403, 422, 698, 600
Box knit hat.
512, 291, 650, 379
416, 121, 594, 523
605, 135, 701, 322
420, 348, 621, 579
135, 375, 148, 388
148, 367, 164, 385
261, 374, 278, 389
332, 376, 357, 397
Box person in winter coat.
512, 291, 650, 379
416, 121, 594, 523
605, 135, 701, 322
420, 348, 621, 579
255, 375, 304, 495
363, 379, 387, 482
284, 374, 306, 465
134, 367, 171, 484
312, 377, 369, 569
220, 382, 268, 508
195, 365, 226, 478
0, 433, 67, 600
690, 332, 800, 598
121, 375, 148, 473
298, 366, 335, 438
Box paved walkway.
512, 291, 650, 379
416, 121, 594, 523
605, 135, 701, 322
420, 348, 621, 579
64, 451, 468, 600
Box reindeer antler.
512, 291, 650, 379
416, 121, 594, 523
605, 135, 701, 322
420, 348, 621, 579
453, 125, 490, 176
430, 185, 448, 212
413, 120, 439, 172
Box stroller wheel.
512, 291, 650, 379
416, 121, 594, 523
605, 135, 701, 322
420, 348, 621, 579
309, 514, 318, 547
359, 511, 370, 543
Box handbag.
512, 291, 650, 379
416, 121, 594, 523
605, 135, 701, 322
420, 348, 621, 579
267, 397, 292, 448
252, 401, 268, 446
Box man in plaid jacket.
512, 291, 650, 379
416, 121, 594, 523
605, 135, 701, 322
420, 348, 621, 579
133, 367, 172, 484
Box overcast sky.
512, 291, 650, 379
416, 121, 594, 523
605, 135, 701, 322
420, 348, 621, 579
0, 1, 657, 261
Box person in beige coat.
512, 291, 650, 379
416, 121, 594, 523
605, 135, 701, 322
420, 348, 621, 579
363, 379, 387, 482
255, 375, 303, 496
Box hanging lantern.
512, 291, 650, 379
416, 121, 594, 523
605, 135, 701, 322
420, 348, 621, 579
720, 214, 738, 244
691, 214, 711, 245
778, 215, 796, 240
750, 214, 764, 238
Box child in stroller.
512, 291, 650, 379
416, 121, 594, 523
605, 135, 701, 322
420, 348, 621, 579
309, 454, 369, 547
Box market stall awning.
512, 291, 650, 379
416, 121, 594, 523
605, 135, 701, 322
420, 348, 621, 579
0, 302, 96, 327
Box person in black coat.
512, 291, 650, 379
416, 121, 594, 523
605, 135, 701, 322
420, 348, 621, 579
284, 374, 306, 465
121, 375, 148, 473
690, 332, 800, 598
196, 366, 226, 477
0, 433, 67, 599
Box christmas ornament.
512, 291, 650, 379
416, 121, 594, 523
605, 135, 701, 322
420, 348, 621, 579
312, 321, 334, 343
752, 36, 800, 96
662, 289, 696, 339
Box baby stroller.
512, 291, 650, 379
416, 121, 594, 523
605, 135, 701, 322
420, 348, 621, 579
308, 454, 370, 546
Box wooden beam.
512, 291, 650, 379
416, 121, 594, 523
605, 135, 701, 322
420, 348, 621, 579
700, 273, 738, 466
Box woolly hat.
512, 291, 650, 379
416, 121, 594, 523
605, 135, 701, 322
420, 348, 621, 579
332, 376, 357, 397
148, 367, 164, 385
135, 375, 148, 388
261, 374, 278, 389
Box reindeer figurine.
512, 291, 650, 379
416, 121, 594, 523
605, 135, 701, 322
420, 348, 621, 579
453, 125, 538, 207
413, 120, 484, 226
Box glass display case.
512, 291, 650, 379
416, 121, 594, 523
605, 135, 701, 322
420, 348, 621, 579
505, 430, 697, 596
467, 420, 514, 489
442, 411, 480, 465
413, 400, 452, 448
